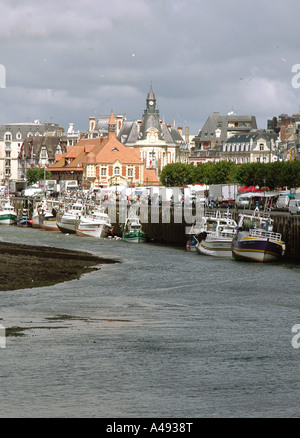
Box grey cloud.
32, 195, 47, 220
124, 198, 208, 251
1, 0, 300, 134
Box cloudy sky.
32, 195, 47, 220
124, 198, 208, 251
1, 0, 300, 135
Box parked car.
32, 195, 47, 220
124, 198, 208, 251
289, 199, 300, 214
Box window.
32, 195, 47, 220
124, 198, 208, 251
128, 167, 134, 177
259, 143, 264, 151
101, 167, 107, 176
40, 146, 47, 159
114, 166, 120, 175
5, 133, 11, 141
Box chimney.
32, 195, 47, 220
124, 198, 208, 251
177, 126, 183, 136
185, 126, 190, 142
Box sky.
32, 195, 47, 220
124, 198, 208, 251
1, 0, 300, 136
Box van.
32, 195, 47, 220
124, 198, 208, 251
289, 199, 300, 214
236, 196, 251, 209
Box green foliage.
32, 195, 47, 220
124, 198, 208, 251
26, 167, 53, 185
159, 161, 300, 188
160, 163, 194, 186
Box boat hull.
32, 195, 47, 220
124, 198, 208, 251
56, 220, 76, 233
56, 215, 77, 233
17, 217, 32, 227
186, 235, 199, 251
76, 222, 111, 238
231, 233, 285, 262
0, 214, 17, 225
122, 231, 148, 243
196, 237, 233, 257
41, 218, 60, 231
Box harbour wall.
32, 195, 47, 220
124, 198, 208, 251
10, 198, 300, 262
112, 205, 300, 262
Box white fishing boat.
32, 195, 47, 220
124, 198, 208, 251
0, 198, 17, 225
56, 201, 85, 234
195, 211, 237, 257
231, 208, 286, 262
121, 209, 148, 243
76, 206, 112, 238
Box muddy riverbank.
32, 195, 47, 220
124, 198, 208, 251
0, 242, 119, 291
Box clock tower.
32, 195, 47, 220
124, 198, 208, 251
146, 84, 156, 113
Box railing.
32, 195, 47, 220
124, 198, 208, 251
249, 228, 282, 242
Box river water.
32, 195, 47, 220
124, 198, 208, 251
0, 225, 299, 418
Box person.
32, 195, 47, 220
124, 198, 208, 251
215, 197, 220, 208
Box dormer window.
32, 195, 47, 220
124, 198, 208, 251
112, 147, 119, 152
114, 166, 120, 175
40, 146, 48, 159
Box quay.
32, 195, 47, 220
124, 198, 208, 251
8, 197, 300, 262
111, 205, 300, 262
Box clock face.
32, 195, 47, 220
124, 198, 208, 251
149, 100, 154, 105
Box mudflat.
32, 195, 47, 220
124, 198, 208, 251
0, 242, 118, 291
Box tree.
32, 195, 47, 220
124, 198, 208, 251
160, 163, 194, 186
26, 168, 53, 185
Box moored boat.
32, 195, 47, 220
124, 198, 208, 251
195, 211, 237, 257
17, 209, 32, 227
0, 198, 17, 225
56, 201, 85, 234
121, 210, 148, 243
76, 207, 112, 238
231, 208, 286, 262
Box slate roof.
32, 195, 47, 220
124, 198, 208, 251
0, 122, 64, 139
194, 112, 257, 142
223, 130, 278, 146
21, 136, 67, 160
117, 87, 185, 146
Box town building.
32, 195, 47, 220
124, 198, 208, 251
267, 113, 300, 161
0, 120, 65, 184
190, 111, 257, 165
19, 136, 67, 180
48, 111, 160, 188
115, 86, 189, 173
222, 129, 278, 163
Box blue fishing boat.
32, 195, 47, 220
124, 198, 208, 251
17, 209, 32, 227
231, 209, 286, 262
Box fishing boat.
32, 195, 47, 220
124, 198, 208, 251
17, 208, 32, 227
121, 210, 148, 243
186, 221, 205, 251
231, 208, 286, 262
0, 198, 17, 225
76, 206, 112, 238
31, 200, 48, 229
195, 211, 237, 257
40, 200, 60, 231
56, 201, 85, 234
